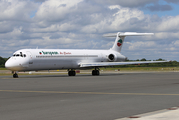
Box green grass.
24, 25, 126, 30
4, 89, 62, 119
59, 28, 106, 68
0, 68, 8, 70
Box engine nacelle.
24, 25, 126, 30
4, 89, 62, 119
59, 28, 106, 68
108, 54, 116, 62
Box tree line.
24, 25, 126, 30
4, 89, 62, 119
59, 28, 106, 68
0, 56, 179, 68
119, 58, 179, 67
0, 56, 9, 68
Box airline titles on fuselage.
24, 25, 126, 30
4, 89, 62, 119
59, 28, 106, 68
39, 51, 71, 55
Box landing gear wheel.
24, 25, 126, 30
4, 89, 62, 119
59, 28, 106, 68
13, 73, 18, 78
68, 70, 76, 76
68, 71, 71, 76
72, 71, 76, 76
92, 70, 100, 76
96, 70, 99, 75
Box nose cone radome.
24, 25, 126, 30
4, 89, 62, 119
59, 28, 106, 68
5, 59, 21, 71
5, 58, 28, 71
5, 59, 14, 70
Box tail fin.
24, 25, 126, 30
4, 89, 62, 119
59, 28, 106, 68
104, 32, 154, 53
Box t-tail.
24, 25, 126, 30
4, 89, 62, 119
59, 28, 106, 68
104, 32, 154, 53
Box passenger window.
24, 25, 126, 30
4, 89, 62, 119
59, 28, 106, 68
24, 54, 26, 57
16, 54, 20, 57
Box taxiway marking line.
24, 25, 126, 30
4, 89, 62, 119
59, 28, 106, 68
1, 90, 179, 96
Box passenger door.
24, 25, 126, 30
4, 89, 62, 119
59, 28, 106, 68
26, 51, 33, 66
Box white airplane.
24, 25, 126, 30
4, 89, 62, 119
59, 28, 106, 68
5, 32, 168, 78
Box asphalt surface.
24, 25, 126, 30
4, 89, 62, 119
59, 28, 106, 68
0, 72, 179, 120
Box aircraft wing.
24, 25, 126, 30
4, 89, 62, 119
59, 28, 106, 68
80, 61, 169, 67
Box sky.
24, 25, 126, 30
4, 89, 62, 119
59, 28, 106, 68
1, 0, 179, 61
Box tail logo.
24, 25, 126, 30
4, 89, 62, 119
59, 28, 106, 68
117, 39, 122, 47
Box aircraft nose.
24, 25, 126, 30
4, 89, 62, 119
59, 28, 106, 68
5, 58, 20, 71
5, 58, 28, 71
5, 59, 14, 70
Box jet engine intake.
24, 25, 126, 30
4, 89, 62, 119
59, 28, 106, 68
108, 54, 115, 62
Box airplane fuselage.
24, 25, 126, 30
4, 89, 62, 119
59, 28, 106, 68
5, 49, 126, 71
6, 32, 162, 78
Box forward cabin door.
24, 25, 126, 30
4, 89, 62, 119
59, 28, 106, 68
26, 51, 33, 68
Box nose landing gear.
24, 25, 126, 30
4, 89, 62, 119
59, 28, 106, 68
12, 71, 18, 78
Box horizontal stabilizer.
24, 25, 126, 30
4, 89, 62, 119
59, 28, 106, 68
80, 61, 168, 68
103, 32, 154, 37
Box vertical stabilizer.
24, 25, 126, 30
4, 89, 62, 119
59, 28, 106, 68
111, 32, 125, 52
104, 32, 154, 53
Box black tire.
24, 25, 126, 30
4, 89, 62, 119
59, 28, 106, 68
68, 71, 72, 76
96, 70, 100, 75
92, 70, 100, 76
72, 71, 76, 76
13, 73, 18, 78
68, 71, 76, 76
92, 70, 95, 76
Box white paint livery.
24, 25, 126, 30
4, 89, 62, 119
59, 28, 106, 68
5, 32, 167, 78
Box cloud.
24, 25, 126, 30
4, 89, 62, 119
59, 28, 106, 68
32, 0, 47, 2
173, 40, 179, 46
0, 0, 38, 21
147, 4, 173, 11
90, 0, 157, 7
157, 16, 179, 32
81, 5, 146, 33
128, 41, 156, 50
164, 0, 179, 4
0, 0, 179, 61
34, 0, 83, 22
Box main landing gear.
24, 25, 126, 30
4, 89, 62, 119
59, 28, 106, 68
68, 69, 76, 76
12, 71, 18, 78
68, 68, 100, 76
92, 67, 100, 76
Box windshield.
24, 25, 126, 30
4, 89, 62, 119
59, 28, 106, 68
13, 52, 26, 57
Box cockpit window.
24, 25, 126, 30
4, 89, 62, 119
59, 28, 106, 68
20, 52, 23, 57
12, 53, 26, 57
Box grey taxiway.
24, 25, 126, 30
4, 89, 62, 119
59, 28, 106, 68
0, 72, 179, 120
